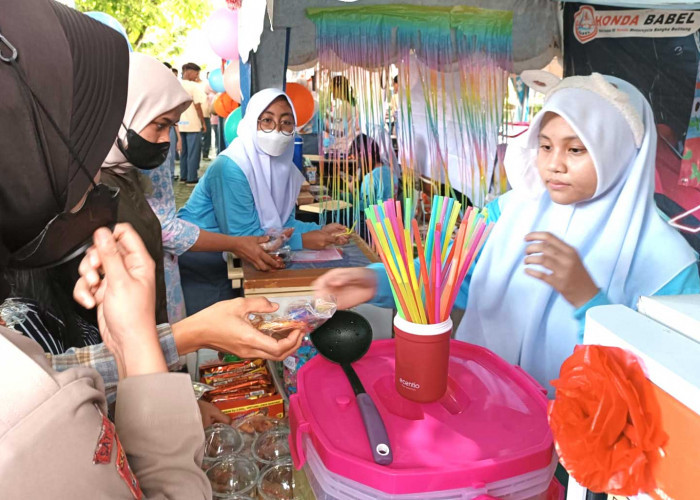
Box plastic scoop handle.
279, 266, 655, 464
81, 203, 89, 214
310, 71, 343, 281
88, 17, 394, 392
342, 363, 393, 465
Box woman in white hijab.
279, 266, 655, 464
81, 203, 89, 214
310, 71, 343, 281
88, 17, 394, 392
315, 73, 699, 395
177, 89, 349, 313
103, 54, 282, 323
179, 88, 348, 249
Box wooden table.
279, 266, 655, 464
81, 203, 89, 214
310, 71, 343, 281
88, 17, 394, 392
242, 234, 378, 297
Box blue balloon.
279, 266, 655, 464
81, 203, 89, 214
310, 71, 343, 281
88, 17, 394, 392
85, 11, 133, 52
224, 108, 243, 146
208, 68, 225, 93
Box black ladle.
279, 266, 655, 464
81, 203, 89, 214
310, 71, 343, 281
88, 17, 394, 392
310, 310, 393, 465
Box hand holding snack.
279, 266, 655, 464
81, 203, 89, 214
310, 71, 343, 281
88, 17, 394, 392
172, 297, 304, 361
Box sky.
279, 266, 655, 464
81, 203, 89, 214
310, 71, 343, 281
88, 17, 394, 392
173, 0, 227, 73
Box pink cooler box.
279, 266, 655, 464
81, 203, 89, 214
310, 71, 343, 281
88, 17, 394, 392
290, 339, 557, 499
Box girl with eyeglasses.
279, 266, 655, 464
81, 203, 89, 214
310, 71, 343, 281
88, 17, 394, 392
177, 89, 349, 313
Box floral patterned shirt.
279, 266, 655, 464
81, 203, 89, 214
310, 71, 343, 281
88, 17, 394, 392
141, 163, 200, 322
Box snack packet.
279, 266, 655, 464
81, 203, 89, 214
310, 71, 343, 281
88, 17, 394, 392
249, 297, 337, 340
193, 382, 215, 400
283, 338, 318, 395
260, 228, 288, 253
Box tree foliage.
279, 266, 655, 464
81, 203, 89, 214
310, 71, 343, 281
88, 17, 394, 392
75, 0, 212, 60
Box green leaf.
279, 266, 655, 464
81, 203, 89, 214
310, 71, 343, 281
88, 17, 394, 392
75, 0, 211, 60
682, 148, 693, 160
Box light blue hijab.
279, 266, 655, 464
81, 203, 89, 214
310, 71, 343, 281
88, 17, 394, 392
458, 74, 696, 395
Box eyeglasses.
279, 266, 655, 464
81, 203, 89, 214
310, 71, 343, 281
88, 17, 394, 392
258, 117, 295, 136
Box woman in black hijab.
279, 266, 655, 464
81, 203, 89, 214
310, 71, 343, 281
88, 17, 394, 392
0, 0, 214, 496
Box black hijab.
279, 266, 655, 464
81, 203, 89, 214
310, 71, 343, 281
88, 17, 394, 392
0, 0, 128, 299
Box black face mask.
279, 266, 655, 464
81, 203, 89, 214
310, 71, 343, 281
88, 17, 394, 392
9, 184, 120, 270
117, 128, 170, 170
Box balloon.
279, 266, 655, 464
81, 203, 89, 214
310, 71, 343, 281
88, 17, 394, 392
213, 93, 239, 119
224, 108, 243, 146
206, 8, 239, 61
285, 82, 315, 127
223, 63, 242, 103
84, 11, 133, 51
208, 68, 225, 93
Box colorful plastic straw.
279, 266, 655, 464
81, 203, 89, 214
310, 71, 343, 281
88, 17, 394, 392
367, 196, 492, 324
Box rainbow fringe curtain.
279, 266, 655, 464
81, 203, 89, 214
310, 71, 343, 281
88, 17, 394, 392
308, 5, 512, 219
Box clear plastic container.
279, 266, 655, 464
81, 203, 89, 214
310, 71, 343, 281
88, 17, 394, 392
251, 428, 291, 468
302, 435, 558, 500
257, 458, 295, 500
206, 457, 259, 498
233, 414, 285, 458
203, 424, 245, 471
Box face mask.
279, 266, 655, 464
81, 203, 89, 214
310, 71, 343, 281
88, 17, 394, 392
117, 128, 170, 170
257, 130, 294, 157
9, 184, 120, 270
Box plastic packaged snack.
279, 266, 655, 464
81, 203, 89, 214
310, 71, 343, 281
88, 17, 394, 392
193, 381, 215, 400
249, 297, 337, 340
259, 229, 288, 253
257, 458, 295, 500
283, 338, 318, 395
267, 245, 292, 265
0, 299, 29, 329
233, 413, 286, 457
251, 429, 291, 467
206, 456, 259, 498
203, 424, 245, 471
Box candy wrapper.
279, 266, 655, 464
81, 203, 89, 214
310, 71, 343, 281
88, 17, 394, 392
549, 345, 667, 496
193, 382, 214, 400
267, 245, 292, 265
0, 299, 29, 329
250, 297, 337, 340
260, 229, 289, 253
283, 338, 318, 395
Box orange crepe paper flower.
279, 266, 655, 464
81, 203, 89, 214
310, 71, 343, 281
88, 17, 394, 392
548, 345, 667, 496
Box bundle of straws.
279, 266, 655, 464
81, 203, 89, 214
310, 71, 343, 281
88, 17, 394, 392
365, 196, 493, 325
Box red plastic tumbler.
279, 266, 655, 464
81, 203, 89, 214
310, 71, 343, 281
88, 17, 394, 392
394, 315, 452, 403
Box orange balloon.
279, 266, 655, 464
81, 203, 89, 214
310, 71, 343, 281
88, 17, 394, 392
285, 82, 315, 127
213, 93, 239, 118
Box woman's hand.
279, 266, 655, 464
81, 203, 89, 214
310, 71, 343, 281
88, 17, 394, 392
302, 230, 338, 250
313, 268, 377, 309
197, 400, 231, 428
73, 224, 166, 379
321, 223, 347, 235
524, 232, 599, 308
172, 297, 304, 361
230, 236, 283, 271
321, 223, 350, 246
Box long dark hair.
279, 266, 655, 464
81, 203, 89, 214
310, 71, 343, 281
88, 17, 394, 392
349, 133, 382, 174
331, 75, 356, 106
5, 258, 96, 349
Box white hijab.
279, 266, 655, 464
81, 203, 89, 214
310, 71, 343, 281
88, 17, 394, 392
459, 74, 696, 394
221, 88, 304, 231
101, 53, 191, 173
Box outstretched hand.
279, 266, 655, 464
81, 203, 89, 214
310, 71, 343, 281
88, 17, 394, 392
312, 268, 377, 310
172, 297, 305, 361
